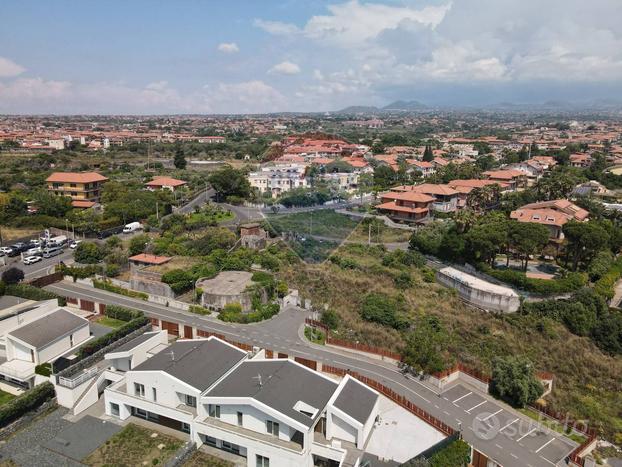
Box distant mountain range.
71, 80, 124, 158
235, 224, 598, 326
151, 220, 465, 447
334, 100, 428, 114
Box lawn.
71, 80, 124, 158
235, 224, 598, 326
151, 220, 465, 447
183, 451, 234, 467
83, 423, 183, 467
518, 407, 587, 444
304, 326, 326, 345
96, 316, 127, 329
0, 389, 15, 406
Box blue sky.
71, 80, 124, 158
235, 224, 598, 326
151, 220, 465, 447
1, 0, 621, 114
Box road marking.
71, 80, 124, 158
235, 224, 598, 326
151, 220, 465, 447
443, 410, 450, 415
466, 400, 487, 413
495, 443, 503, 449
500, 418, 520, 432
452, 391, 472, 404
479, 409, 503, 421
510, 453, 518, 459
434, 404, 439, 409
535, 438, 555, 453
517, 427, 537, 441
539, 455, 556, 466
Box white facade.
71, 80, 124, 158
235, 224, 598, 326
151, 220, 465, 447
103, 338, 388, 467
248, 165, 308, 197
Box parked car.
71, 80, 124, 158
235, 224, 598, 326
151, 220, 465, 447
69, 240, 82, 249
0, 247, 13, 256
42, 247, 63, 258
29, 239, 42, 248
25, 247, 42, 256
23, 255, 42, 265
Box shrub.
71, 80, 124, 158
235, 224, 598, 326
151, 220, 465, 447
427, 439, 471, 467
321, 309, 339, 330
0, 382, 55, 428
77, 316, 149, 358
104, 304, 142, 322
394, 271, 413, 289
218, 302, 280, 324
478, 264, 587, 294
93, 279, 148, 300
161, 269, 195, 295
189, 305, 211, 316
59, 264, 102, 280
105, 264, 121, 277
489, 355, 543, 408
74, 242, 104, 264
594, 256, 622, 299
360, 292, 409, 330
5, 284, 66, 306
1, 267, 24, 285
35, 363, 52, 377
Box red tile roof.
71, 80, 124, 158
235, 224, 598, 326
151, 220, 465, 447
376, 201, 429, 214
145, 176, 187, 188
46, 172, 109, 183
71, 200, 97, 208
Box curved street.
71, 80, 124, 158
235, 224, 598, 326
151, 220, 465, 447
46, 280, 577, 467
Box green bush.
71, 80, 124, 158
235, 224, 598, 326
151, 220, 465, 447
59, 264, 102, 280
189, 304, 211, 316
478, 264, 587, 294
427, 439, 471, 467
321, 309, 339, 330
35, 363, 52, 377
0, 382, 55, 428
104, 304, 142, 322
77, 316, 149, 358
594, 256, 622, 299
161, 269, 195, 294
93, 279, 148, 300
5, 284, 66, 306
218, 302, 280, 324
360, 292, 409, 330
105, 264, 121, 278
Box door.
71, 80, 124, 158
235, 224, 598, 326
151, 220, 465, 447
184, 325, 193, 339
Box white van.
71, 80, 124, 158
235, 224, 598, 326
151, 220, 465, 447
48, 235, 68, 247
43, 247, 63, 258
122, 222, 143, 234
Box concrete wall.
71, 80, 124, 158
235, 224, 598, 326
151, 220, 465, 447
436, 269, 520, 313
125, 370, 200, 410
7, 338, 33, 362
130, 277, 175, 299
201, 291, 255, 312
38, 324, 90, 364
327, 412, 357, 445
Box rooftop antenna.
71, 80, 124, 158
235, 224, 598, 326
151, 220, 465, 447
252, 374, 263, 387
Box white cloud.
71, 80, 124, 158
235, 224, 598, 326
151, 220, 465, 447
253, 19, 300, 35
208, 80, 286, 112
0, 57, 26, 77
269, 61, 301, 75
217, 42, 239, 53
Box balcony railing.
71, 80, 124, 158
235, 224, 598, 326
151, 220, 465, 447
57, 366, 99, 389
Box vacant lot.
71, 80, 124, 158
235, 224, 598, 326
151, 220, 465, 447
280, 243, 622, 439
84, 424, 183, 467
266, 209, 360, 240
183, 450, 234, 467
1, 227, 41, 242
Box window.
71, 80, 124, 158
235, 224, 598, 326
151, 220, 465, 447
110, 403, 119, 416
181, 422, 190, 434
237, 411, 243, 426
204, 435, 217, 447
69, 334, 74, 347
208, 404, 220, 418
185, 394, 196, 408
134, 383, 145, 397
266, 420, 279, 436
221, 441, 240, 455
152, 387, 157, 402
256, 455, 270, 467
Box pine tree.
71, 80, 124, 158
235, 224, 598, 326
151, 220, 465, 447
173, 146, 187, 169
422, 145, 434, 162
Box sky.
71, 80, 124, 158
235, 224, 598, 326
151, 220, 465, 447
1, 0, 621, 114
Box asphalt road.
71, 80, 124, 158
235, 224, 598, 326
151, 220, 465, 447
46, 280, 577, 467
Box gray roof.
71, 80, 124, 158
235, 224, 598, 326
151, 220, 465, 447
333, 377, 378, 424
206, 360, 338, 428
8, 309, 88, 348
133, 338, 246, 391
111, 331, 159, 354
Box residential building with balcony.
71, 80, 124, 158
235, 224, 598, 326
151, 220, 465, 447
393, 184, 460, 213
510, 200, 588, 243
482, 169, 527, 192
248, 165, 308, 198
46, 172, 109, 206
376, 191, 435, 223
103, 336, 441, 467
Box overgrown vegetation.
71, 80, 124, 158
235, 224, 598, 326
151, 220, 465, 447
0, 382, 55, 428
93, 279, 148, 300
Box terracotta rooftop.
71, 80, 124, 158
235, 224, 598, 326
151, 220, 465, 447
510, 208, 572, 227
46, 172, 109, 184
129, 253, 172, 265
71, 200, 97, 208
380, 191, 435, 203
145, 176, 187, 187
520, 199, 589, 221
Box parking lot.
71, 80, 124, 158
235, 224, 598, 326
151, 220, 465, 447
441, 384, 577, 466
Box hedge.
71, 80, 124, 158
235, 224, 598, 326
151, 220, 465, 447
104, 304, 143, 322
35, 363, 52, 377
594, 256, 622, 300
5, 284, 67, 306
189, 305, 211, 316
478, 264, 587, 295
219, 302, 280, 324
59, 264, 102, 280
77, 316, 149, 358
93, 279, 148, 300
0, 382, 55, 428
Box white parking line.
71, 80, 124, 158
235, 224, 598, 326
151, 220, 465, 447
517, 427, 537, 442
500, 418, 520, 432
452, 391, 472, 404
466, 400, 487, 413
535, 438, 555, 453
539, 455, 556, 466
480, 409, 503, 421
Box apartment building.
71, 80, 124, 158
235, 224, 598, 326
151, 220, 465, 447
376, 191, 435, 222
46, 172, 109, 205
482, 169, 527, 191
104, 337, 392, 467
248, 165, 308, 198
393, 184, 460, 213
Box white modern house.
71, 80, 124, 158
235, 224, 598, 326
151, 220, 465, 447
104, 336, 397, 467
248, 165, 308, 198
0, 307, 90, 388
